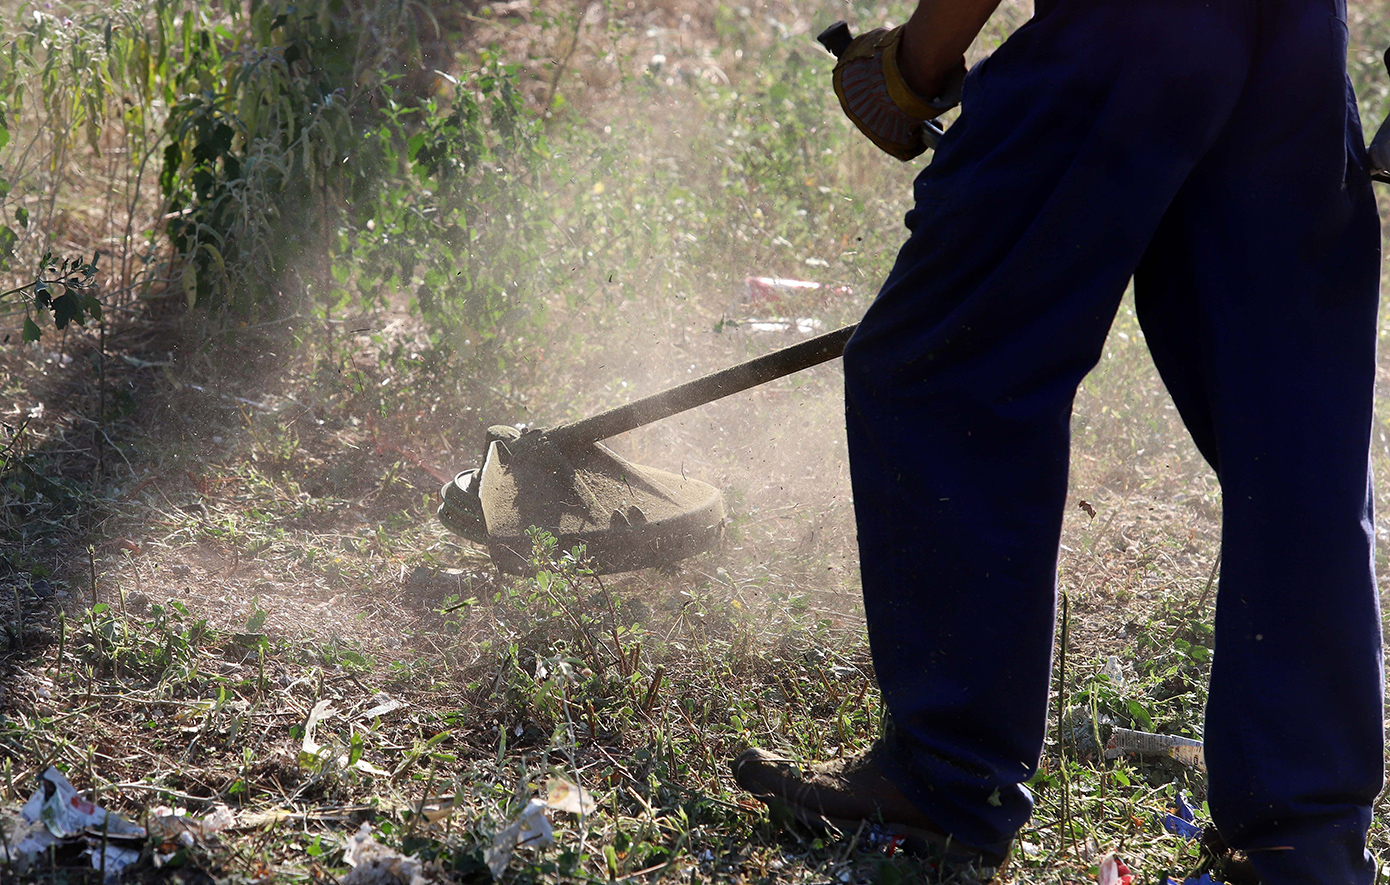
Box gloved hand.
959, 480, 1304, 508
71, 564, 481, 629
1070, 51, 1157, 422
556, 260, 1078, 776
1370, 48, 1390, 184
829, 24, 966, 161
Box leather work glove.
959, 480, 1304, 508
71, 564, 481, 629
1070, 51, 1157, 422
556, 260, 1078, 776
1371, 48, 1390, 184
826, 24, 966, 161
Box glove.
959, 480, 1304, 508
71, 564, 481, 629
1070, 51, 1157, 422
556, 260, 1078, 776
830, 25, 966, 161
1371, 120, 1390, 183
1371, 48, 1390, 184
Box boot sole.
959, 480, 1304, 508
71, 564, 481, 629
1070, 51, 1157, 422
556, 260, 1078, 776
761, 795, 1011, 876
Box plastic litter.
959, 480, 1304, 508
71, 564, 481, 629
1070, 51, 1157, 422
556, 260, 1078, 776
89, 843, 143, 880
1165, 876, 1218, 885
149, 803, 235, 850
747, 317, 823, 334
3, 768, 237, 882
485, 798, 554, 879
480, 779, 595, 878
341, 822, 426, 885
414, 795, 459, 824
11, 767, 146, 882
1063, 705, 1111, 762
1104, 726, 1206, 772
1098, 852, 1134, 885
22, 767, 145, 840
743, 276, 823, 307
301, 699, 337, 757
1100, 655, 1125, 684
1161, 791, 1201, 840
359, 695, 406, 720
725, 276, 854, 335
544, 776, 596, 815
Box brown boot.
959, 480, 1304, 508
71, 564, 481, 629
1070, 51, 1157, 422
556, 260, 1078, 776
732, 746, 1011, 875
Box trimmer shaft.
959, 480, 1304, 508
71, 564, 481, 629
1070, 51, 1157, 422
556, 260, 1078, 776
439, 324, 856, 574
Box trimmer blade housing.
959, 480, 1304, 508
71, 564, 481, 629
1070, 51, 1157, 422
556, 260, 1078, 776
439, 425, 724, 574
439, 325, 857, 574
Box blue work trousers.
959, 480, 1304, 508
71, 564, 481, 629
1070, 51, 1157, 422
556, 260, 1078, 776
842, 0, 1384, 881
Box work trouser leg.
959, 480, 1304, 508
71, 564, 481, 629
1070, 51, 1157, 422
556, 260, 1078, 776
1133, 5, 1383, 881
842, 0, 1258, 850
843, 1, 1381, 876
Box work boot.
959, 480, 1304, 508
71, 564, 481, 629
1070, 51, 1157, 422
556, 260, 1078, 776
732, 746, 1011, 877
1199, 827, 1260, 885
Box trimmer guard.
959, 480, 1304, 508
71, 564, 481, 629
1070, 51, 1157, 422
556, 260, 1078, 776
438, 426, 724, 574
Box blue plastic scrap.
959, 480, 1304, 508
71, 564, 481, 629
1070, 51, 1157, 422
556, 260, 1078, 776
1164, 876, 1217, 885
1161, 813, 1202, 839
1160, 790, 1202, 840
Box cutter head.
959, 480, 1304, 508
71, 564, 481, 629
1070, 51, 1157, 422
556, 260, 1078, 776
439, 426, 724, 574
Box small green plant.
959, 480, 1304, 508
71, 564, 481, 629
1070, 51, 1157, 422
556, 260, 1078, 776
350, 56, 549, 377
15, 252, 103, 343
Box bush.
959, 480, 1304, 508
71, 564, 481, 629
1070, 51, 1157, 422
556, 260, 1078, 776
159, 1, 550, 378
0, 0, 552, 384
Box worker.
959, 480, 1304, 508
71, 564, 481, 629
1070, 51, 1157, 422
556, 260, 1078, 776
733, 1, 1387, 882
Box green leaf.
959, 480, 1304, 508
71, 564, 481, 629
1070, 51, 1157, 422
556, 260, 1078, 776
181, 261, 198, 309
21, 316, 40, 343
0, 225, 16, 266
81, 292, 102, 322
86, 117, 102, 156
13, 207, 27, 228
198, 242, 225, 276
1126, 698, 1155, 731
159, 142, 182, 198
50, 292, 83, 329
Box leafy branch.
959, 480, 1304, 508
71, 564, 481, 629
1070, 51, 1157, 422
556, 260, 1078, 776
6, 251, 103, 343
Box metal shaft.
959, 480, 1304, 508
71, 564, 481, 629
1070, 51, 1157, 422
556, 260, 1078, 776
549, 324, 857, 449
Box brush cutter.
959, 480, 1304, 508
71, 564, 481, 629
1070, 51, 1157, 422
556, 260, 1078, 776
438, 325, 856, 574
437, 22, 945, 574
